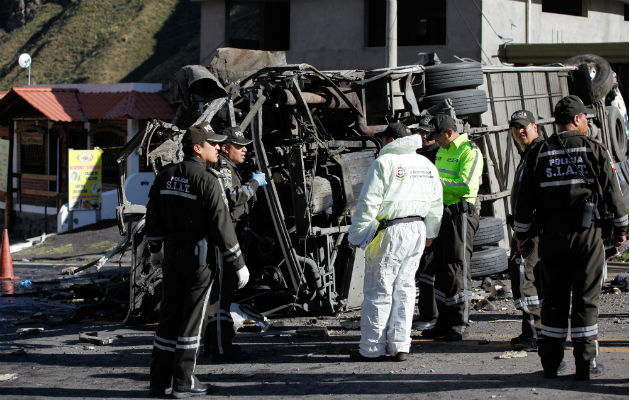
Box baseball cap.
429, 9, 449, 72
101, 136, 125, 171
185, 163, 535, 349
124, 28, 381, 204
554, 95, 589, 123
185, 122, 227, 145
222, 126, 253, 146
417, 115, 436, 133
429, 114, 457, 139
375, 122, 410, 139
509, 110, 535, 127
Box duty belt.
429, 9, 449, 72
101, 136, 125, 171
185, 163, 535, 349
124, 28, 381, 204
376, 216, 424, 236
445, 199, 475, 216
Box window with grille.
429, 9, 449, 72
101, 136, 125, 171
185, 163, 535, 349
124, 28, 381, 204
366, 0, 446, 47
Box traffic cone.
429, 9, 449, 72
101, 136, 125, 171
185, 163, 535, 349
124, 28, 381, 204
1, 280, 14, 295
0, 229, 18, 281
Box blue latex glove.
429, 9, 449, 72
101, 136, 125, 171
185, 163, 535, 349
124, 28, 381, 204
252, 172, 267, 187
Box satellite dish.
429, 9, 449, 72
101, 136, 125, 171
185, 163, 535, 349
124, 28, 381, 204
18, 53, 31, 69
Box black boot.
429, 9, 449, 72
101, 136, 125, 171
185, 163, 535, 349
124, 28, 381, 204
576, 360, 605, 381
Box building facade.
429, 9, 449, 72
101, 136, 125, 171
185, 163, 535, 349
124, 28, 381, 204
196, 0, 628, 69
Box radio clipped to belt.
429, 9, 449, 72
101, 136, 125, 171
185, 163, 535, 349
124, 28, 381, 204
580, 193, 601, 229
194, 235, 209, 268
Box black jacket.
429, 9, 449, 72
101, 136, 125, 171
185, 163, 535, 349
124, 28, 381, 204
145, 156, 246, 271
514, 131, 628, 237
417, 142, 440, 164
510, 136, 544, 211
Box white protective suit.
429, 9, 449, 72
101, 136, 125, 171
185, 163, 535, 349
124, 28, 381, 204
348, 134, 443, 357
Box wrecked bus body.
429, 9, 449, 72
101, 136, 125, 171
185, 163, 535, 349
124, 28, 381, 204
116, 50, 628, 322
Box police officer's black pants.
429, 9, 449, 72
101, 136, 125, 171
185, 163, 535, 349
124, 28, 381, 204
538, 224, 605, 372
508, 237, 542, 339
416, 245, 437, 322
433, 209, 479, 333
150, 242, 213, 391
205, 249, 237, 357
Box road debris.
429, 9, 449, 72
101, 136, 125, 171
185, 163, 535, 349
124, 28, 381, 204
487, 280, 512, 300
474, 298, 498, 311
79, 331, 116, 345
231, 303, 270, 332
0, 373, 18, 382
16, 327, 44, 336
294, 326, 329, 337
19, 280, 32, 288
603, 274, 628, 293
498, 350, 527, 359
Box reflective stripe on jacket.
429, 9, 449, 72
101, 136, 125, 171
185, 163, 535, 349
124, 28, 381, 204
513, 130, 628, 237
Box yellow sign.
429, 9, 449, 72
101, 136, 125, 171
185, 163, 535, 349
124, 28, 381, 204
0, 139, 9, 192
68, 149, 103, 211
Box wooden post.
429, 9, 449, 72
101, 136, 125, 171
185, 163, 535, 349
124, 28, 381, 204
4, 120, 14, 232
58, 124, 67, 210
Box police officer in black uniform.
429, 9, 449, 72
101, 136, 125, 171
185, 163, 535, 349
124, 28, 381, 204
514, 95, 628, 380
146, 124, 250, 398
413, 115, 440, 330
416, 115, 440, 164
507, 110, 544, 352
205, 126, 266, 362
216, 126, 267, 228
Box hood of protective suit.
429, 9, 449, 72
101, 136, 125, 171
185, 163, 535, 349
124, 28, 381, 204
379, 134, 423, 157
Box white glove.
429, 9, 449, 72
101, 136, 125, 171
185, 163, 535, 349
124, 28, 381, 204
236, 266, 250, 289
149, 249, 164, 267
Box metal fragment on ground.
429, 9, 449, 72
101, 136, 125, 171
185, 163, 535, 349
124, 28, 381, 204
79, 331, 115, 345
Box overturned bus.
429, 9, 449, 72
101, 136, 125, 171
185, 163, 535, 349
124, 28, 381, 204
115, 49, 628, 322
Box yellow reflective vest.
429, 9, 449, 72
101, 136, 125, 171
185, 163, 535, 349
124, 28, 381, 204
435, 133, 483, 206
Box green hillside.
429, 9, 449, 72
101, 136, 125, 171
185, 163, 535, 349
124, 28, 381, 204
0, 0, 200, 90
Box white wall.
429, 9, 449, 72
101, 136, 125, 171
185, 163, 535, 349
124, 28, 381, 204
199, 0, 482, 70
481, 0, 629, 65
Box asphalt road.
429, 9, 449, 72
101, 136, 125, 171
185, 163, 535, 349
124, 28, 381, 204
0, 261, 627, 400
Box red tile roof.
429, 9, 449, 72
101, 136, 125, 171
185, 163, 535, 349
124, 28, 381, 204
1, 87, 174, 122
13, 87, 85, 122
80, 91, 175, 120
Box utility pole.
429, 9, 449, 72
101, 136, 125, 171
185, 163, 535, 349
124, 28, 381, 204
386, 0, 397, 67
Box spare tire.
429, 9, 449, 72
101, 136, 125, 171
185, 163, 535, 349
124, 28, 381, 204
473, 217, 504, 247
421, 89, 488, 117
424, 62, 484, 94
563, 54, 615, 101
606, 105, 628, 162
471, 246, 508, 278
